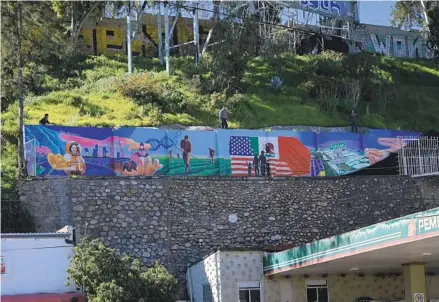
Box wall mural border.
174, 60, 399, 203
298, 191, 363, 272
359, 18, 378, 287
24, 125, 419, 178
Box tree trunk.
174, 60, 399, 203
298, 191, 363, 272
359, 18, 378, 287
200, 0, 220, 60
17, 2, 26, 178
71, 1, 101, 49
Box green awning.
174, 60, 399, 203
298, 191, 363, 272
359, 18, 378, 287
264, 207, 439, 275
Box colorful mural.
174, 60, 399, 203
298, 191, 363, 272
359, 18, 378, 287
24, 125, 418, 177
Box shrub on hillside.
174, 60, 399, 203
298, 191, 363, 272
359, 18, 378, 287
67, 238, 177, 302
117, 73, 191, 113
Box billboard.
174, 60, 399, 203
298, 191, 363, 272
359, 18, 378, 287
295, 0, 358, 21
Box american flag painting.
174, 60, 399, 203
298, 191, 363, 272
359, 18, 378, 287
229, 136, 305, 177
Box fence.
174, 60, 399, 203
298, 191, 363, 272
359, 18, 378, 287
398, 136, 439, 177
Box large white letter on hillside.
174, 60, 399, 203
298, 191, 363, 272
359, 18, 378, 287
392, 36, 407, 57
370, 34, 391, 56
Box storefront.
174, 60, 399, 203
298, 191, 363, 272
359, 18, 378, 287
187, 207, 439, 302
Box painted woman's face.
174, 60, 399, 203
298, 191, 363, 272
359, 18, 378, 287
140, 144, 144, 150
71, 145, 79, 155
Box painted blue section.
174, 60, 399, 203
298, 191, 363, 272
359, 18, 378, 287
24, 125, 420, 178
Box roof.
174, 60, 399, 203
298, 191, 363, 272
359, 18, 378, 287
187, 247, 266, 268
1, 232, 70, 239
264, 207, 439, 275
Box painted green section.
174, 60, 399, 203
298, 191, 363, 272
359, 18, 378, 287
263, 207, 439, 274
330, 142, 346, 150
249, 137, 259, 155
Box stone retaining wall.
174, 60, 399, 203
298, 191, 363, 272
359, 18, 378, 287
19, 176, 439, 298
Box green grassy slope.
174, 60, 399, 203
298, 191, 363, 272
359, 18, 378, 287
2, 53, 438, 132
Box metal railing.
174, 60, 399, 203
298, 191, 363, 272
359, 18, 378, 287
397, 136, 439, 177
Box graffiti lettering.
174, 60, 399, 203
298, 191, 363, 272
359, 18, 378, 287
370, 34, 434, 59
300, 0, 344, 17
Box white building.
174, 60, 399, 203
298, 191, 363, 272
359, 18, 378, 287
1, 228, 77, 296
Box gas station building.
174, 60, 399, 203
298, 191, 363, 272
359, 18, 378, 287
188, 207, 439, 302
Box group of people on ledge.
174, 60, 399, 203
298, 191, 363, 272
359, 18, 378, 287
38, 108, 359, 133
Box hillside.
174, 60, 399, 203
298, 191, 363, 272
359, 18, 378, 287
3, 52, 439, 131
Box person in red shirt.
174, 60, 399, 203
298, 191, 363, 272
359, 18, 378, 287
180, 135, 192, 172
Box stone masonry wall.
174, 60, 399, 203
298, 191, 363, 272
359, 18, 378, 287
19, 176, 439, 298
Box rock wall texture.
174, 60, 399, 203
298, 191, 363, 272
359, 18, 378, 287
19, 176, 439, 298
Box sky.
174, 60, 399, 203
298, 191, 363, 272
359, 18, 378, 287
359, 1, 395, 26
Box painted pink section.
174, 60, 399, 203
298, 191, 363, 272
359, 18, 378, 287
1, 293, 86, 302
59, 134, 136, 150
35, 146, 51, 155
59, 133, 113, 148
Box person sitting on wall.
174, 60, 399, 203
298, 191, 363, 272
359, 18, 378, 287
39, 113, 53, 125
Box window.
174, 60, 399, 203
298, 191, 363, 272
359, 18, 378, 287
239, 281, 261, 302
306, 280, 328, 302
106, 30, 115, 37
202, 284, 213, 302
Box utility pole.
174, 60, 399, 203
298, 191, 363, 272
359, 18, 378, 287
164, 1, 170, 74
193, 3, 200, 65
157, 2, 163, 65
17, 2, 26, 178
127, 0, 132, 73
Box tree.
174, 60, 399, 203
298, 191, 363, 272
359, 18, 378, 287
67, 238, 177, 302
391, 1, 439, 29
1, 1, 65, 110
427, 6, 439, 58
51, 0, 114, 50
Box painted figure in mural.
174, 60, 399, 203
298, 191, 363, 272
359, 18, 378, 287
266, 162, 271, 177
121, 141, 163, 176
180, 135, 192, 172
349, 110, 358, 133
208, 148, 215, 165
39, 113, 52, 125
64, 141, 86, 175
219, 107, 229, 129
177, 153, 181, 160
247, 162, 252, 176
253, 153, 260, 176
122, 160, 137, 172
259, 151, 267, 176
168, 150, 173, 161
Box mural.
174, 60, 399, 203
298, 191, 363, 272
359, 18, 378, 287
24, 125, 418, 177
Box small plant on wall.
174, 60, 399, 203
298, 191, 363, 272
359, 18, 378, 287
67, 238, 177, 302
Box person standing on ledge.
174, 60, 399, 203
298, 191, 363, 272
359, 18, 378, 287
39, 113, 53, 125
219, 107, 229, 129
349, 109, 358, 133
